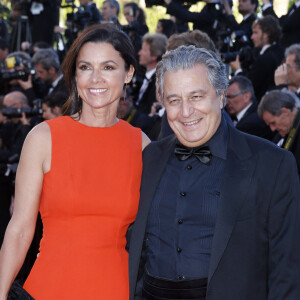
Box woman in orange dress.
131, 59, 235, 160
0, 24, 150, 300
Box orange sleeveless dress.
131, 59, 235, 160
24, 116, 142, 300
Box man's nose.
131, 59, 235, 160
181, 100, 194, 117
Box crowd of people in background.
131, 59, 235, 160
1, 0, 300, 286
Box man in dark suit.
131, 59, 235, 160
18, 48, 68, 105
221, 0, 258, 41
258, 89, 300, 177
128, 46, 300, 300
262, 0, 300, 47
226, 75, 272, 139
163, 0, 226, 41
274, 44, 300, 98
134, 33, 167, 115
231, 15, 284, 102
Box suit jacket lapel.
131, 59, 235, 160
208, 126, 257, 284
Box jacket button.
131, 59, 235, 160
187, 165, 192, 170
177, 247, 182, 253
178, 219, 183, 224
180, 192, 186, 197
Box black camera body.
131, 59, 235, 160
2, 99, 43, 119
0, 55, 36, 81
220, 30, 254, 70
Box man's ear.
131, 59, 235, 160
281, 107, 291, 116
219, 93, 225, 109
49, 66, 56, 75
125, 65, 135, 84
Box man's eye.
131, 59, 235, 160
191, 95, 202, 101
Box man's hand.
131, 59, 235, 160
229, 55, 241, 72
274, 63, 288, 86
20, 112, 30, 126
220, 0, 232, 15
17, 74, 33, 90
262, 0, 271, 5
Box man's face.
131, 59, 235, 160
286, 54, 300, 88
102, 2, 115, 21
251, 24, 268, 48
35, 63, 54, 84
0, 48, 8, 61
164, 64, 223, 148
138, 42, 156, 69
262, 109, 293, 137
226, 82, 250, 116
238, 0, 255, 15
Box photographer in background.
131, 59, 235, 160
262, 0, 300, 47
0, 91, 32, 165
77, 0, 101, 27
123, 2, 149, 56
231, 15, 284, 102
19, 48, 68, 105
162, 0, 225, 41
221, 0, 257, 41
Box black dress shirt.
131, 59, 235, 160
146, 117, 228, 280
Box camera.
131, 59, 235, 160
0, 55, 36, 81
2, 99, 43, 119
220, 30, 254, 70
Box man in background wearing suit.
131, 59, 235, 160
230, 15, 284, 101
128, 46, 300, 300
262, 0, 300, 47
226, 75, 271, 139
134, 33, 167, 115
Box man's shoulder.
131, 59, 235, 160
230, 125, 290, 159
143, 134, 175, 157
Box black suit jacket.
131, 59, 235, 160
223, 13, 256, 41
129, 122, 300, 300
243, 43, 285, 101
135, 73, 157, 115
166, 2, 221, 40
235, 101, 272, 139
263, 6, 300, 47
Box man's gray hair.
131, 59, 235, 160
228, 75, 256, 101
156, 45, 228, 104
285, 44, 300, 71
32, 48, 60, 72
258, 89, 300, 118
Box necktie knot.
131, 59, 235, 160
174, 143, 212, 165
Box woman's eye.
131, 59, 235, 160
79, 65, 89, 71
104, 65, 114, 70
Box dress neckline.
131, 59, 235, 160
65, 115, 121, 129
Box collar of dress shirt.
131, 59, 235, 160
51, 74, 63, 89
260, 44, 272, 55
145, 68, 156, 81
243, 13, 252, 21
236, 102, 252, 122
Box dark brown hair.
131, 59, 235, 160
61, 23, 137, 116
